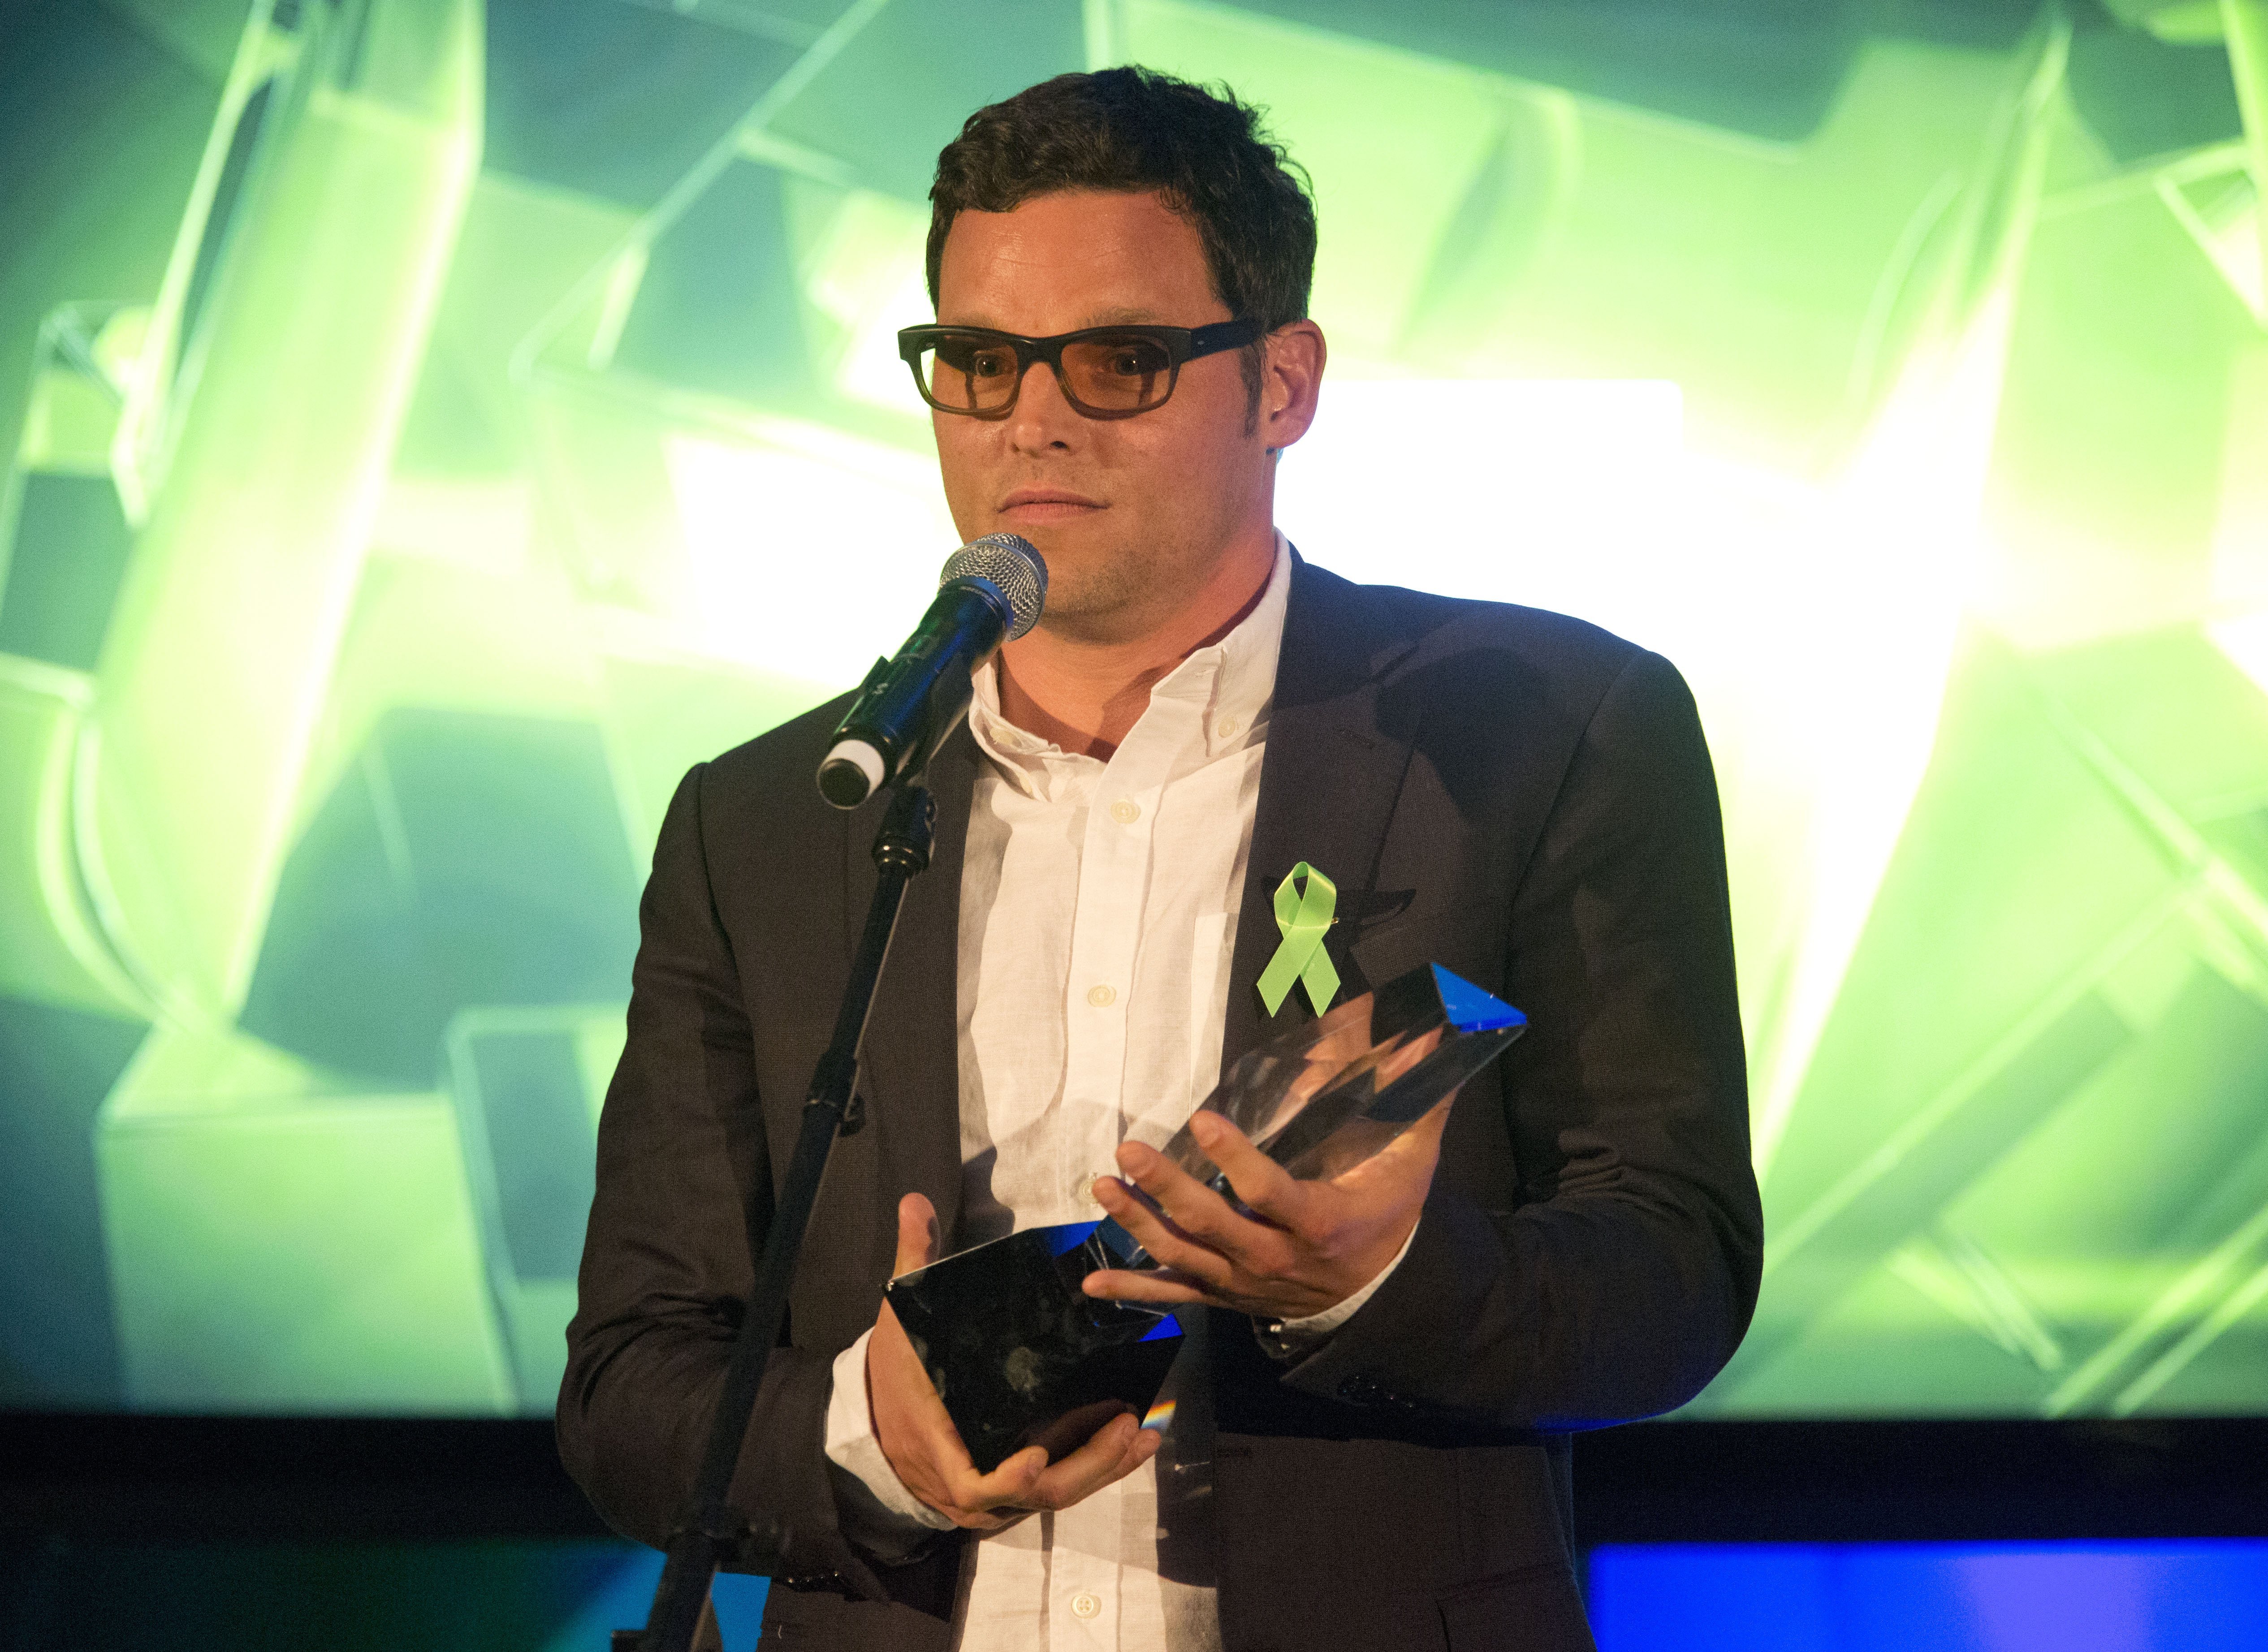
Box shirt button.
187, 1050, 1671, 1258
1216, 716, 1240, 739
1108, 798, 1141, 824
1086, 984, 1117, 1008
1071, 1592, 1102, 1620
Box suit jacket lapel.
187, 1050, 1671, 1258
853, 723, 977, 1258
1220, 556, 1422, 1076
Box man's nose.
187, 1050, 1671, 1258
1006, 358, 1083, 449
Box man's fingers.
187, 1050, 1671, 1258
893, 1192, 940, 1277
907, 1435, 1046, 1531
951, 1445, 1048, 1515
1081, 1265, 1210, 1306
1104, 1137, 1311, 1288
1090, 1166, 1189, 1242
1022, 1414, 1161, 1510
930, 1414, 1161, 1524
1110, 1141, 1207, 1214
1188, 1111, 1305, 1225
1111, 1140, 1255, 1251
1091, 1175, 1240, 1291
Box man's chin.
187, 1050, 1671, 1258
1027, 573, 1165, 646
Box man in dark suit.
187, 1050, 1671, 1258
561, 67, 1762, 1652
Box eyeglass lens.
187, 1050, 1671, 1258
918, 331, 1178, 415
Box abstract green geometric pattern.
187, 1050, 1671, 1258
0, 0, 2261, 1418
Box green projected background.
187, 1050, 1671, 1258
2, 0, 2264, 1421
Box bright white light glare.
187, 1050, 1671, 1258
796, 188, 935, 416
1282, 376, 1984, 1188
837, 265, 936, 415
664, 423, 959, 688
1276, 380, 1685, 639
2208, 609, 2268, 699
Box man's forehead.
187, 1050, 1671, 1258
939, 190, 1195, 262
933, 189, 1218, 323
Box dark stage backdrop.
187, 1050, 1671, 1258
3, 0, 2265, 1423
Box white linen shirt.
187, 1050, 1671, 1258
822, 539, 1397, 1649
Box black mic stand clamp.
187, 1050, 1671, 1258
619, 781, 937, 1652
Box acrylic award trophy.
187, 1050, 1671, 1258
882, 962, 1527, 1471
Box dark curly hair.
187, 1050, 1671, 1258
926, 67, 1317, 414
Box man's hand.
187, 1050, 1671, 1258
867, 1193, 1161, 1530
1082, 1100, 1450, 1322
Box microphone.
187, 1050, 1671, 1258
816, 533, 1048, 809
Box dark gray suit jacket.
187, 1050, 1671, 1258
559, 556, 1764, 1651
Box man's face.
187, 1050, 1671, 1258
928, 189, 1279, 644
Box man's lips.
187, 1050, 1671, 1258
999, 488, 1104, 518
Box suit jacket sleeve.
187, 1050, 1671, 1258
556, 762, 891, 1593
1284, 648, 1763, 1428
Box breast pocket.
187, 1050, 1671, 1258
1345, 900, 1499, 1000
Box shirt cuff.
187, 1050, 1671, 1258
823, 1329, 957, 1556
1256, 1219, 1421, 1360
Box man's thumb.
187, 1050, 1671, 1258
893, 1192, 940, 1277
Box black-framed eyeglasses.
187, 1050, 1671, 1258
896, 318, 1263, 419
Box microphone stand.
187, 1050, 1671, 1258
620, 781, 937, 1652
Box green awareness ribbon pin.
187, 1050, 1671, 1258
1256, 861, 1340, 1016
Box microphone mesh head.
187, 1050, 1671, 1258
940, 533, 1048, 641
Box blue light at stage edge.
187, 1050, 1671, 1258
1589, 1542, 2268, 1652
539, 1550, 769, 1652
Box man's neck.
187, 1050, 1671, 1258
995, 533, 1276, 760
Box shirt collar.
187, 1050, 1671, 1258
968, 532, 1292, 789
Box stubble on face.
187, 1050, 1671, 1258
1032, 551, 1130, 635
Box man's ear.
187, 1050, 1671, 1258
1260, 320, 1327, 453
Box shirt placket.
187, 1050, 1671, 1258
1058, 745, 1167, 1210
1050, 1537, 1122, 1650
1052, 716, 1183, 1652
